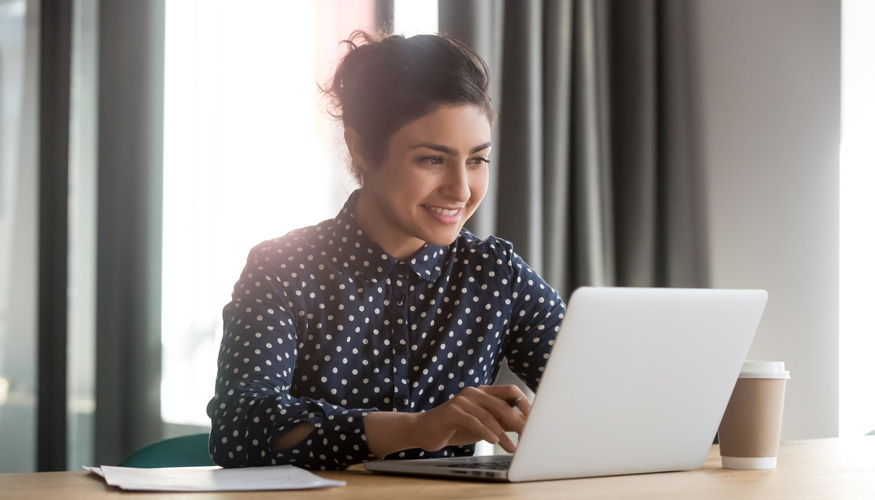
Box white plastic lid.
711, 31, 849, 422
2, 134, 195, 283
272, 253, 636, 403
738, 360, 790, 379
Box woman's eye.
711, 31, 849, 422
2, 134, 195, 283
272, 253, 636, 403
420, 156, 444, 166
469, 157, 491, 166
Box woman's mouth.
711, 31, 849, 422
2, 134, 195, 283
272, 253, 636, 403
428, 206, 460, 216
426, 205, 464, 224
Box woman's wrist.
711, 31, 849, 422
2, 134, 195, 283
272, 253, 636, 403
363, 411, 421, 457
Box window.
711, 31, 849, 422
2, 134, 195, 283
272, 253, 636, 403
839, 0, 875, 437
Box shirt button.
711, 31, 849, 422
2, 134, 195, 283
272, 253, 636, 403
395, 396, 407, 406
394, 343, 405, 354
394, 293, 404, 305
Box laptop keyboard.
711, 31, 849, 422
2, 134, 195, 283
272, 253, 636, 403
436, 457, 512, 471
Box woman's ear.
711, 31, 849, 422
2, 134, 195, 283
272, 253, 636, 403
344, 128, 371, 173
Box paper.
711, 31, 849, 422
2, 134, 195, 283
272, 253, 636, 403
83, 465, 345, 492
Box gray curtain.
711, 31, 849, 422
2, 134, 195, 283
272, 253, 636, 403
94, 0, 165, 465
440, 0, 709, 298
37, 0, 73, 471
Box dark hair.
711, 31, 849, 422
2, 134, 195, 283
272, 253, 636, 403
322, 31, 494, 184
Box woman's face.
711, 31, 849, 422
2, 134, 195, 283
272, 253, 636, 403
353, 104, 491, 259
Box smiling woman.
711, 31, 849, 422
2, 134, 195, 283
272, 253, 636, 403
322, 31, 495, 258
351, 105, 492, 258
205, 31, 565, 470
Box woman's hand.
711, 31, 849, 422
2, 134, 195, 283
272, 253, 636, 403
363, 385, 531, 457
413, 385, 530, 453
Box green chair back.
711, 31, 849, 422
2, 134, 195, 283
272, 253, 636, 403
119, 433, 214, 468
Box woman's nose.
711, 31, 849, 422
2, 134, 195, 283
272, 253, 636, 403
441, 163, 471, 201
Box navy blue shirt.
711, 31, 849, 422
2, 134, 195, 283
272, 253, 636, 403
207, 191, 565, 470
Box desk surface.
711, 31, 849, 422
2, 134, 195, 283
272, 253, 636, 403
2, 439, 874, 499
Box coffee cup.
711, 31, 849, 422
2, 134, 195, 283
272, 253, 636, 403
717, 360, 790, 469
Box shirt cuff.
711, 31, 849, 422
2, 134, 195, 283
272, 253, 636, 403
271, 407, 375, 469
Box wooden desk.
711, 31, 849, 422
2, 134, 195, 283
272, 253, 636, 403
2, 439, 874, 499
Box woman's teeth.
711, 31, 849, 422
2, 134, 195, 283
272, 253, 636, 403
429, 207, 459, 216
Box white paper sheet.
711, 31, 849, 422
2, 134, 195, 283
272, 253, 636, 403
83, 465, 345, 492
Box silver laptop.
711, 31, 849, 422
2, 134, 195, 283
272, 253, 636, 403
365, 287, 768, 482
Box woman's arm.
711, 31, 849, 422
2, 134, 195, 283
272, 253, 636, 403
273, 385, 531, 457
208, 246, 375, 470
501, 245, 566, 392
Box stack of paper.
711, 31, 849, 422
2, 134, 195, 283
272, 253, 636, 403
84, 465, 345, 492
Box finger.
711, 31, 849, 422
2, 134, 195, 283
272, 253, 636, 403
478, 385, 532, 415
515, 395, 532, 419
456, 397, 512, 446
452, 405, 502, 446
463, 388, 528, 435
503, 392, 532, 420
496, 432, 517, 454
496, 406, 527, 435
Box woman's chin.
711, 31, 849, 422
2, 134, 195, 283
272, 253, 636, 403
424, 230, 462, 248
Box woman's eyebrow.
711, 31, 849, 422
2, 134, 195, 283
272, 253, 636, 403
410, 141, 493, 154
469, 141, 492, 154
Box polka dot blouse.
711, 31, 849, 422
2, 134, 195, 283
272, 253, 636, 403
206, 190, 566, 470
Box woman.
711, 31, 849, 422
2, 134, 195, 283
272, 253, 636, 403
207, 31, 565, 470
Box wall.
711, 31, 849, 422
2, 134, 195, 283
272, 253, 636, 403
694, 0, 840, 439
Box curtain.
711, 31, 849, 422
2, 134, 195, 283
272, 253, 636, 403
439, 0, 709, 299
93, 0, 165, 466
33, 0, 166, 471
37, 0, 73, 472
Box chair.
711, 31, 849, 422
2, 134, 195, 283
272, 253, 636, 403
118, 433, 214, 468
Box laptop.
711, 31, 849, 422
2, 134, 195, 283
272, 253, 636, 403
365, 286, 768, 482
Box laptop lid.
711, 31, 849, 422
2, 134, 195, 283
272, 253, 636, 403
507, 287, 767, 482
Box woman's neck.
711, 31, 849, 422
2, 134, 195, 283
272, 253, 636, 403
352, 191, 426, 261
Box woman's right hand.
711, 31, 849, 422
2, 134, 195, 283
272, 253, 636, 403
413, 385, 531, 453
363, 385, 531, 457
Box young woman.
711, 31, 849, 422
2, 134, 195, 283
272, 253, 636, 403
207, 32, 565, 470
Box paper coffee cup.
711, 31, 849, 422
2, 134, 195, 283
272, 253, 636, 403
718, 360, 790, 469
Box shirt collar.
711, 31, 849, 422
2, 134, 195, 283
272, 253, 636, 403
326, 190, 447, 285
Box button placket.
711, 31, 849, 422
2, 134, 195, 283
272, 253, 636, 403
391, 264, 410, 410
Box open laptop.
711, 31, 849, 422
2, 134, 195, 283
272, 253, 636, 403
365, 287, 768, 482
